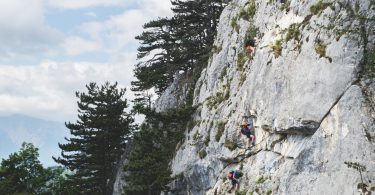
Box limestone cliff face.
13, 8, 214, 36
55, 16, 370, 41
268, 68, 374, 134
158, 0, 375, 194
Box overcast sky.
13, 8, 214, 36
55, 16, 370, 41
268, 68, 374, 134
0, 0, 172, 122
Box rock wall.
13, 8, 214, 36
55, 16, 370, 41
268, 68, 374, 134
112, 140, 133, 195
159, 0, 375, 194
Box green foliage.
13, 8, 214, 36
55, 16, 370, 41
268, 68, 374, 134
280, 1, 290, 11
193, 131, 203, 142
310, 0, 333, 15
0, 142, 77, 194
237, 52, 248, 71
0, 142, 46, 194
245, 25, 258, 45
173, 172, 184, 180
272, 40, 283, 58
239, 72, 247, 86
45, 167, 78, 195
124, 125, 172, 194
247, 0, 256, 18
344, 161, 366, 172
54, 82, 134, 194
315, 42, 326, 57
256, 176, 266, 184
198, 149, 207, 159
235, 190, 247, 195
315, 41, 332, 62
204, 136, 210, 146
345, 161, 369, 192
285, 23, 301, 43
239, 0, 256, 21
188, 120, 201, 130
266, 189, 272, 195
362, 47, 375, 79
132, 0, 226, 94
224, 87, 230, 100
220, 66, 228, 82
239, 7, 248, 20
124, 106, 194, 194
213, 43, 223, 54
223, 79, 231, 100
186, 86, 195, 107
206, 91, 227, 109
215, 121, 227, 142
231, 16, 240, 33
0, 143, 71, 195
224, 139, 238, 151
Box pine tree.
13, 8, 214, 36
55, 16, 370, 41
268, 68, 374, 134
123, 124, 172, 195
131, 18, 178, 95
171, 0, 225, 69
123, 107, 194, 195
132, 0, 226, 94
54, 82, 134, 195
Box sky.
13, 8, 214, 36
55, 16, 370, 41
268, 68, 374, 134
0, 0, 173, 123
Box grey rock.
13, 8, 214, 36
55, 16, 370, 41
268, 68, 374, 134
116, 0, 375, 194
160, 0, 375, 194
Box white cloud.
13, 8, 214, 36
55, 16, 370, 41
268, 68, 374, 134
84, 12, 97, 17
79, 10, 149, 49
79, 0, 172, 60
0, 52, 137, 122
137, 0, 173, 17
0, 0, 62, 60
0, 0, 173, 122
62, 36, 102, 56
47, 0, 125, 9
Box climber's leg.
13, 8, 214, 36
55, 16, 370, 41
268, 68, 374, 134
250, 135, 255, 146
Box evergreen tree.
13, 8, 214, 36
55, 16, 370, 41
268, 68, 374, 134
123, 124, 171, 195
132, 0, 226, 94
44, 166, 79, 195
171, 0, 225, 69
0, 142, 48, 194
131, 18, 178, 95
54, 82, 134, 195
123, 107, 194, 195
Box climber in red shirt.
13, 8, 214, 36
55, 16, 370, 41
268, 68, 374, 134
227, 170, 241, 193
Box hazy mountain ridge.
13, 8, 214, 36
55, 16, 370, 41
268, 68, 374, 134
0, 114, 68, 166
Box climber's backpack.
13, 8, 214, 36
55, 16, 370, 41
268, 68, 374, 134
228, 171, 242, 179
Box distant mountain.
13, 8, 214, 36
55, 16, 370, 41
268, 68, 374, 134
0, 114, 69, 167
